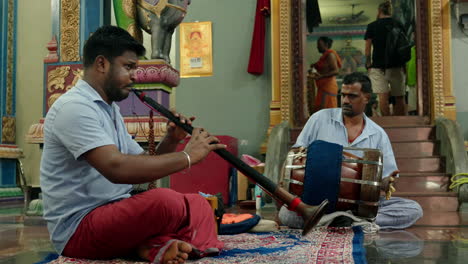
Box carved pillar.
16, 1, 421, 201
262, 0, 292, 153
428, 0, 456, 121
60, 0, 80, 62
291, 0, 307, 127
0, 0, 22, 187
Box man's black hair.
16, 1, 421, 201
343, 72, 373, 94
318, 36, 333, 48
83, 25, 146, 68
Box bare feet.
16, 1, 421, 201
137, 240, 192, 264
162, 240, 192, 264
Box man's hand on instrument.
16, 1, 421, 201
166, 109, 195, 142
184, 127, 227, 164
382, 170, 399, 200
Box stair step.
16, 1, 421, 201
392, 141, 439, 157
384, 126, 435, 141
413, 211, 468, 226
394, 192, 458, 211
396, 157, 443, 172
371, 116, 430, 127
394, 174, 450, 192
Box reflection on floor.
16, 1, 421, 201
1, 201, 468, 264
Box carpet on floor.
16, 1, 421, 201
39, 226, 366, 264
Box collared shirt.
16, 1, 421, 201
40, 79, 144, 254
294, 108, 397, 178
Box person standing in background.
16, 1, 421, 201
310, 36, 342, 111
365, 1, 407, 116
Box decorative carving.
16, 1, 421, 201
25, 121, 45, 144
135, 62, 180, 87
60, 0, 80, 62
147, 111, 158, 189
26, 117, 168, 144
279, 0, 291, 123
440, 0, 455, 120
47, 66, 71, 93
0, 144, 23, 159
1, 117, 15, 143
44, 36, 59, 63
291, 0, 306, 127
66, 69, 83, 90
125, 116, 168, 142
416, 0, 429, 117
428, 0, 447, 119
47, 93, 63, 109
6, 0, 15, 116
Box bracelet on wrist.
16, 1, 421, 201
181, 151, 191, 170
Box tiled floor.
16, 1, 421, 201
1, 202, 468, 264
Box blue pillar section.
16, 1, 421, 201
0, 2, 7, 132
0, 0, 18, 188
80, 0, 109, 56
0, 0, 17, 121
0, 159, 16, 187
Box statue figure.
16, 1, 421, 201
113, 0, 191, 64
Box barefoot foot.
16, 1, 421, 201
162, 240, 192, 264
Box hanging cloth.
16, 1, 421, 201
247, 0, 270, 75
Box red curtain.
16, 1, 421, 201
247, 0, 270, 75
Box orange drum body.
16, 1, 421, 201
280, 142, 383, 218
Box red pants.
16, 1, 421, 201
63, 188, 223, 262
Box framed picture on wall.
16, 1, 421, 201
180, 21, 213, 77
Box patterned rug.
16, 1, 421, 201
42, 227, 366, 264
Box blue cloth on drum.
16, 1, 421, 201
303, 140, 342, 214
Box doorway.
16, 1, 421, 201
305, 0, 417, 117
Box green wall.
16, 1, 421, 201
16, 0, 51, 186
175, 0, 272, 157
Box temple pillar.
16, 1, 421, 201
0, 0, 23, 191
428, 0, 456, 121
261, 0, 292, 154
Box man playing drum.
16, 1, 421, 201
279, 72, 423, 230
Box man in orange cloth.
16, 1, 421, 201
310, 36, 342, 111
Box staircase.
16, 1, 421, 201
371, 116, 463, 226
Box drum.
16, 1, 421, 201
280, 141, 383, 218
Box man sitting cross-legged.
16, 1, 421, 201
40, 25, 225, 264
279, 72, 423, 230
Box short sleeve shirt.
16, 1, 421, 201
364, 17, 401, 69
40, 79, 144, 254
294, 108, 398, 179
